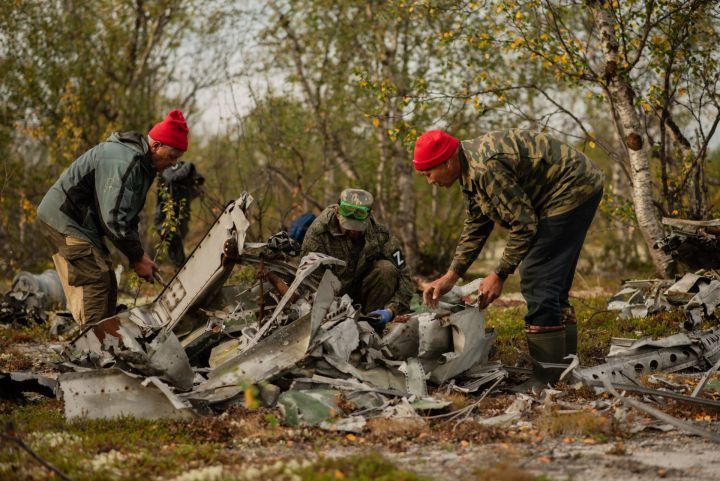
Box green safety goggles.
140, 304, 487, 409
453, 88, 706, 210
338, 201, 371, 221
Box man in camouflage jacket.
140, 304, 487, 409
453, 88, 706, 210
413, 129, 604, 384
301, 189, 415, 327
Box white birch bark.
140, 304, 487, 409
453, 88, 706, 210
590, 2, 675, 276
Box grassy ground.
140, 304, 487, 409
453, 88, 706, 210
484, 294, 686, 366
0, 398, 561, 481
1, 282, 717, 480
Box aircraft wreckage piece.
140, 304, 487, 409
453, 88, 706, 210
0, 371, 58, 398
607, 272, 720, 329
248, 253, 346, 347
684, 280, 720, 330
59, 369, 195, 420
189, 313, 313, 403
187, 270, 342, 403
381, 307, 495, 384
154, 193, 253, 333
67, 309, 194, 390
427, 307, 495, 384
573, 326, 720, 384
655, 217, 720, 270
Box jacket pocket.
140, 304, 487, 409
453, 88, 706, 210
59, 244, 103, 286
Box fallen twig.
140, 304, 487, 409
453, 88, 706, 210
600, 376, 720, 443
1, 422, 77, 481
423, 377, 503, 428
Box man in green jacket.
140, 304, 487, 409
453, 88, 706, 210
301, 188, 415, 329
413, 129, 603, 384
37, 110, 189, 325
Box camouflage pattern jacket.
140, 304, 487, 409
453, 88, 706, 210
451, 129, 604, 278
300, 206, 414, 314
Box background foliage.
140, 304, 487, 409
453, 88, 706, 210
1, 0, 718, 280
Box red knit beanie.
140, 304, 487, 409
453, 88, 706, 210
413, 130, 460, 171
148, 110, 189, 152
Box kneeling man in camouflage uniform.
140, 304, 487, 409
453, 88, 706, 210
301, 189, 414, 329
413, 129, 604, 385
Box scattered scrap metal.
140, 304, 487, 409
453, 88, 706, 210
45, 193, 501, 429
655, 217, 720, 271
607, 270, 720, 330
0, 269, 65, 325
6, 201, 720, 441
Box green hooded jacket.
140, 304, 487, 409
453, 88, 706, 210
37, 132, 155, 262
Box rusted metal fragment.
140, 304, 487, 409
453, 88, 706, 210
59, 369, 195, 420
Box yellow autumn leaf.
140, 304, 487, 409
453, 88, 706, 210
372, 117, 380, 127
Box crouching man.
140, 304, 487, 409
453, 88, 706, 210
300, 189, 414, 330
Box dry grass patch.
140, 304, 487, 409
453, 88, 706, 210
433, 390, 473, 411
0, 347, 33, 370
534, 408, 618, 439
472, 463, 553, 481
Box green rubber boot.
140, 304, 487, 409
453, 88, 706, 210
565, 323, 577, 356
512, 328, 567, 392
562, 306, 578, 356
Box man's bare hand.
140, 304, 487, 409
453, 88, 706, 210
423, 271, 460, 309
133, 255, 158, 282
477, 272, 505, 309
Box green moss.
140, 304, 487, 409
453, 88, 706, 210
294, 453, 431, 481
0, 400, 225, 481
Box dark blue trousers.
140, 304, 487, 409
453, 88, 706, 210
520, 189, 602, 327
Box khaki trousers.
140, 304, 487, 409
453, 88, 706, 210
40, 222, 117, 325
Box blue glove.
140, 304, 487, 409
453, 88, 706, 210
367, 309, 394, 328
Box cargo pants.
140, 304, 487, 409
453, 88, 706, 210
40, 222, 117, 325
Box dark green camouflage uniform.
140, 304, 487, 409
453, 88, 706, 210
301, 206, 414, 314
452, 129, 604, 327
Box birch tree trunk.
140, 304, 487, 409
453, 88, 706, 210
590, 1, 675, 277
